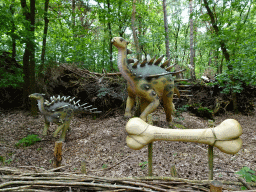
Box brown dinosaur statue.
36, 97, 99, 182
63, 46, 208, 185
29, 93, 101, 141
111, 37, 183, 126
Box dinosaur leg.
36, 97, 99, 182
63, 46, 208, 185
59, 120, 71, 141
124, 87, 136, 119
59, 109, 73, 141
140, 98, 150, 114
43, 121, 50, 135
162, 87, 175, 127
53, 123, 65, 138
139, 90, 160, 122
124, 96, 135, 118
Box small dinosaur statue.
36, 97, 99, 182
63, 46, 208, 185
111, 37, 183, 126
29, 93, 101, 141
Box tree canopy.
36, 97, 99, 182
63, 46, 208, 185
0, 0, 255, 99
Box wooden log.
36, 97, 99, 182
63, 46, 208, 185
53, 141, 63, 168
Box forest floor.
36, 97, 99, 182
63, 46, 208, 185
0, 106, 256, 191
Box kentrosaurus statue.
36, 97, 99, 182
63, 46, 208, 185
29, 93, 101, 141
111, 37, 183, 126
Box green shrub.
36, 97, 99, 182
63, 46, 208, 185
15, 134, 41, 147
236, 166, 256, 190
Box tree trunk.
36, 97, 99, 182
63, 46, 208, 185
162, 0, 170, 60
107, 0, 113, 71
10, 1, 16, 59
21, 0, 37, 114
72, 0, 76, 28
131, 0, 140, 60
189, 0, 196, 80
39, 0, 50, 74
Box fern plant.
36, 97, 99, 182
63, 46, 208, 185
15, 134, 41, 147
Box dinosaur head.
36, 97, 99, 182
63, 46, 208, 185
29, 93, 45, 100
111, 37, 129, 49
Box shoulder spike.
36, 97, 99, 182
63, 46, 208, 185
80, 103, 88, 107
160, 58, 171, 68
140, 58, 147, 67
154, 55, 165, 65
64, 96, 71, 101
84, 105, 92, 109
73, 100, 80, 105
60, 96, 65, 101
132, 60, 139, 68
69, 97, 75, 102
148, 55, 156, 65
165, 63, 177, 71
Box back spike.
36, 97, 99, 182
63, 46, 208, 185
154, 55, 165, 65
160, 58, 171, 68
132, 60, 139, 68
166, 63, 177, 71
146, 55, 151, 62
148, 55, 156, 65
170, 69, 186, 76
140, 58, 147, 67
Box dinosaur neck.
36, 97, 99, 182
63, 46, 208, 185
37, 98, 47, 114
117, 47, 136, 91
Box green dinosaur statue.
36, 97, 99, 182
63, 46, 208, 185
111, 37, 183, 126
29, 93, 101, 141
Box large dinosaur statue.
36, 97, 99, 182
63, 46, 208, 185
111, 37, 184, 126
29, 93, 101, 141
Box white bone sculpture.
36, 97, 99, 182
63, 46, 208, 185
126, 118, 242, 154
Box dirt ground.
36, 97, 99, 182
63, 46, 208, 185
0, 106, 256, 190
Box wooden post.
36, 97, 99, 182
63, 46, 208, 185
147, 114, 153, 176
54, 141, 63, 168
208, 145, 214, 180
210, 180, 222, 192
81, 160, 87, 174
208, 120, 215, 180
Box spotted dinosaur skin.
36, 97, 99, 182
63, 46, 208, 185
111, 37, 182, 126
29, 93, 101, 141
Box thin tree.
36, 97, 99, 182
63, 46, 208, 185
131, 0, 140, 60
39, 0, 50, 74
107, 0, 113, 71
162, 0, 170, 60
189, 0, 196, 80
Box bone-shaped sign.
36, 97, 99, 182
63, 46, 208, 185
126, 118, 242, 154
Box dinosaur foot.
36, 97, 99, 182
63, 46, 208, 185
124, 113, 132, 119
59, 138, 65, 142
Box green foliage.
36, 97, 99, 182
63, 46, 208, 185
139, 161, 148, 170
236, 167, 256, 190
0, 156, 5, 163
15, 134, 41, 148
0, 67, 23, 88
